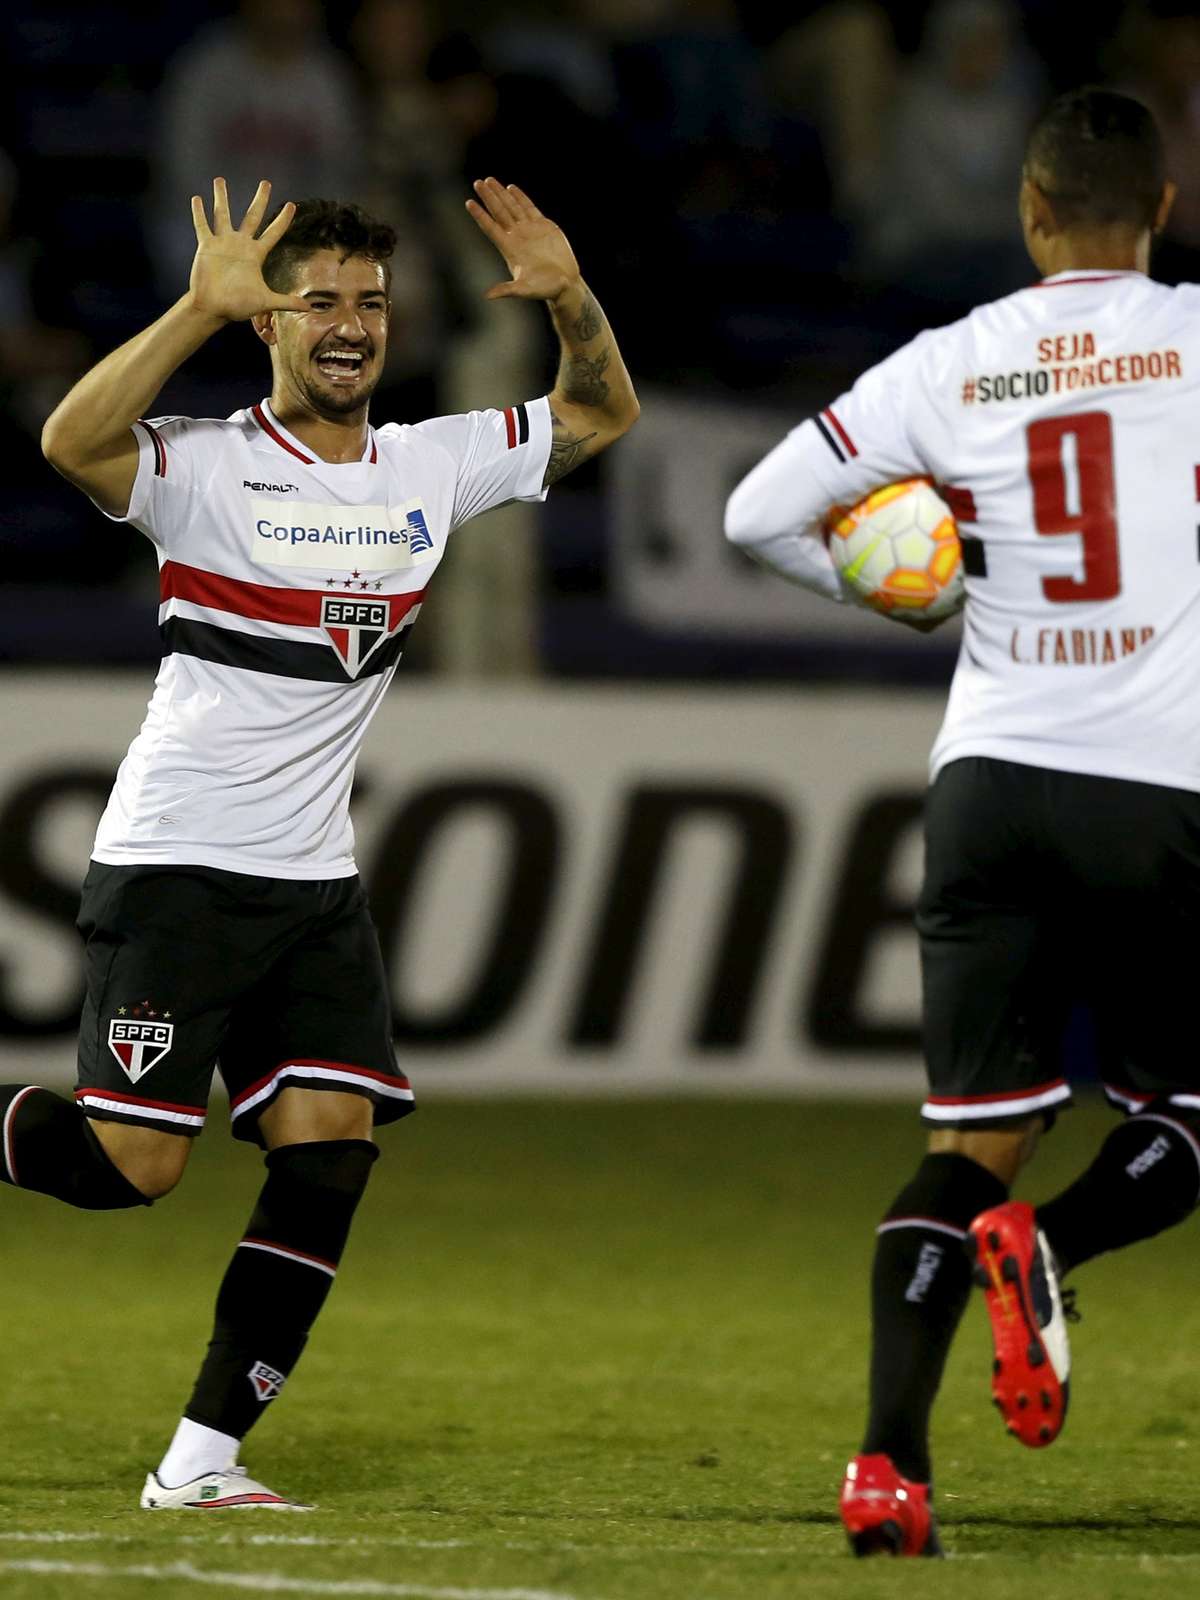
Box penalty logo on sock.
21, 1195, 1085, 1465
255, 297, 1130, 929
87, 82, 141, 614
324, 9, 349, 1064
108, 1019, 174, 1084
248, 1361, 286, 1403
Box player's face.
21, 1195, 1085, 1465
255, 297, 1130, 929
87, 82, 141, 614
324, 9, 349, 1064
272, 250, 390, 417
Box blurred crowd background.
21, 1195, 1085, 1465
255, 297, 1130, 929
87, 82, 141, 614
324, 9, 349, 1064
3, 0, 1199, 679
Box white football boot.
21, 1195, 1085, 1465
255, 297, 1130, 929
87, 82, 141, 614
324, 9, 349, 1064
140, 1465, 313, 1510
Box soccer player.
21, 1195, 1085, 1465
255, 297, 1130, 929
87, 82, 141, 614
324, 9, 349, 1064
8, 175, 637, 1510
725, 87, 1200, 1557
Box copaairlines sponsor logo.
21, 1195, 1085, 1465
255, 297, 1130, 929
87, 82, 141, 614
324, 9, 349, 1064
250, 498, 435, 571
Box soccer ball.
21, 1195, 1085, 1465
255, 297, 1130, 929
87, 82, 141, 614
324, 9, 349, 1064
825, 479, 964, 623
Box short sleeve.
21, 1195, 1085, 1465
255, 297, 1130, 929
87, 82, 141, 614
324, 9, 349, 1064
97, 414, 213, 549
742, 331, 941, 546
725, 328, 953, 600
408, 396, 552, 532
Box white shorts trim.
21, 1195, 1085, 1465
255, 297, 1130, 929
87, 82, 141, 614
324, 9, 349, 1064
76, 1092, 206, 1131
230, 1063, 415, 1122
1106, 1086, 1200, 1117
1103, 1084, 1149, 1113
921, 1083, 1072, 1123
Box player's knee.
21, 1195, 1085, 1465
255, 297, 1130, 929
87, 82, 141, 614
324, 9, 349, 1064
258, 1087, 376, 1151
927, 1116, 1043, 1185
88, 1120, 191, 1199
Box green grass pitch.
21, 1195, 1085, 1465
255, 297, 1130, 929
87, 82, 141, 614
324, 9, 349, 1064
2, 1096, 1199, 1599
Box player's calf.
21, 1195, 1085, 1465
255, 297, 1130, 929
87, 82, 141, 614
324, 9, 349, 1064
152, 1137, 378, 1498
1036, 1107, 1200, 1273
0, 1085, 152, 1209
860, 1151, 1008, 1484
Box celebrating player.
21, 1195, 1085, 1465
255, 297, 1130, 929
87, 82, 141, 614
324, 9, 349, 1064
7, 176, 637, 1510
726, 88, 1200, 1556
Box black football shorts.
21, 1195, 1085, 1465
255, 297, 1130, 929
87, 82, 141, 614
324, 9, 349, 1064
75, 862, 414, 1144
918, 757, 1200, 1129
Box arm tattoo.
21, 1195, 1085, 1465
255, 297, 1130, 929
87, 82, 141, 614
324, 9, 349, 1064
561, 346, 611, 409
573, 292, 603, 342
544, 408, 599, 487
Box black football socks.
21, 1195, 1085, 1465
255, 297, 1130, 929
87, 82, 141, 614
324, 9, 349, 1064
0, 1084, 149, 1208
183, 1139, 378, 1440
1037, 1111, 1200, 1275
861, 1152, 1007, 1483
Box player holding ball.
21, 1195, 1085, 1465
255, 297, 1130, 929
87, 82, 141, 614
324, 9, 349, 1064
728, 88, 1200, 1557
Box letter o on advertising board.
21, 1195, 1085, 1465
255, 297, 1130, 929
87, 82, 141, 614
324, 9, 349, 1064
369, 780, 560, 1044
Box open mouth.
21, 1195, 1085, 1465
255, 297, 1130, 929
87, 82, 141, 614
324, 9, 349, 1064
315, 348, 367, 383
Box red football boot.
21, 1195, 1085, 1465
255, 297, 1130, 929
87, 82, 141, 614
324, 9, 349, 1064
968, 1201, 1073, 1448
840, 1453, 942, 1557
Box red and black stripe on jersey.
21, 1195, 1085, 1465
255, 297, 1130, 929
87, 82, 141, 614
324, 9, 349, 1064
136, 419, 168, 478
503, 404, 530, 449
159, 562, 423, 683
814, 407, 858, 464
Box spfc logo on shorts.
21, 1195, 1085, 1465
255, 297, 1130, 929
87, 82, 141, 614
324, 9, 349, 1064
320, 594, 392, 678
248, 1360, 286, 1403
108, 1018, 174, 1084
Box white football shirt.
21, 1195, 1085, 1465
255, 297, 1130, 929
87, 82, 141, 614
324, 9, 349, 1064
91, 395, 551, 878
726, 270, 1200, 793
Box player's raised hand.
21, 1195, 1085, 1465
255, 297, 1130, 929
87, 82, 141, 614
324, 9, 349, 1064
187, 178, 310, 323
466, 179, 582, 303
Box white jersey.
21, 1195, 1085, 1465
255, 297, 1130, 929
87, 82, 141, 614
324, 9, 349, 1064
726, 269, 1200, 793
92, 395, 551, 878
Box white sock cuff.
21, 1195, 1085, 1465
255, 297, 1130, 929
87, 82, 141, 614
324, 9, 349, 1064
156, 1416, 239, 1488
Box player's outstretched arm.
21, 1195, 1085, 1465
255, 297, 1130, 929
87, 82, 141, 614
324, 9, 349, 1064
465, 178, 639, 487
42, 179, 308, 517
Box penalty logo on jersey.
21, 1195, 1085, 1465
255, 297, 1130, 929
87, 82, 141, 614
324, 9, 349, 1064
320, 595, 395, 678
108, 1018, 174, 1083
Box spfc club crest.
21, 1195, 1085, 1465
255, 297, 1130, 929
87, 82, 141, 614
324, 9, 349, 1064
248, 1360, 286, 1402
320, 594, 393, 678
108, 1018, 174, 1083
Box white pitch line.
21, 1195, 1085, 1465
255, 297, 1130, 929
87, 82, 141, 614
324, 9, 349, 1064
246, 1537, 471, 1550
0, 1561, 587, 1600
0, 1529, 785, 1558
0, 1533, 469, 1552
5, 1537, 1200, 1571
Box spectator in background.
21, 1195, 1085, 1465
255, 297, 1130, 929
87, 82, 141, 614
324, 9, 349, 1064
1121, 9, 1200, 282
767, 2, 897, 227
0, 143, 93, 586
609, 0, 800, 383
356, 25, 560, 678
150, 0, 362, 293
486, 0, 620, 120
614, 0, 773, 169
0, 146, 86, 440
865, 0, 1041, 310
351, 0, 470, 421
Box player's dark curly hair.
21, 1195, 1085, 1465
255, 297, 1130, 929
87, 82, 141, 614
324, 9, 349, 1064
1025, 88, 1166, 232
262, 199, 397, 292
